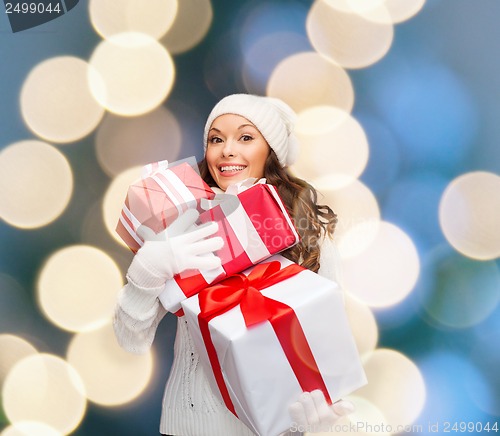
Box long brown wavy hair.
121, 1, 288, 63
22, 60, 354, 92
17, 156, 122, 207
198, 151, 337, 272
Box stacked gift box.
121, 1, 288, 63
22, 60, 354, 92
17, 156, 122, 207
117, 158, 367, 436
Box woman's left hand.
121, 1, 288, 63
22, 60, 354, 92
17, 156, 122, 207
288, 390, 355, 433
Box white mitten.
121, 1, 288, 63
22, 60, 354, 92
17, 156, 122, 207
288, 390, 355, 433
135, 209, 223, 281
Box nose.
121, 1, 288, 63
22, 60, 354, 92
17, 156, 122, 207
222, 138, 236, 157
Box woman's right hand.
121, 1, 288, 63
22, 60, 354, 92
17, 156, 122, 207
135, 209, 223, 281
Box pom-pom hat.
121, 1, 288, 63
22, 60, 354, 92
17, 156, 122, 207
203, 94, 299, 167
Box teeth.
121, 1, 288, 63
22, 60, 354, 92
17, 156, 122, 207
220, 165, 245, 172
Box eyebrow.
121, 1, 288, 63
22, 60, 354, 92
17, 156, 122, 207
209, 124, 257, 133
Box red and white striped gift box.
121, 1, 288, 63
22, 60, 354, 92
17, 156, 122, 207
159, 183, 300, 315
116, 160, 215, 253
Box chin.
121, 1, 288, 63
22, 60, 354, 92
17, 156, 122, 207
215, 172, 252, 190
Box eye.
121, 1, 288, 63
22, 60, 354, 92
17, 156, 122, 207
209, 136, 223, 144
240, 134, 253, 142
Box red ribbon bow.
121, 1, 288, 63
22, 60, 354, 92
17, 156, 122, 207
198, 261, 303, 326
196, 260, 332, 417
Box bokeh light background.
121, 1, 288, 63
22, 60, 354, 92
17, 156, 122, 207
1, 0, 500, 434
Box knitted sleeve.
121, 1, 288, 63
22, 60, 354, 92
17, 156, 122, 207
113, 255, 168, 355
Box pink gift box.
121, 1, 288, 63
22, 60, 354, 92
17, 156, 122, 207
181, 255, 367, 436
159, 183, 300, 315
116, 160, 215, 253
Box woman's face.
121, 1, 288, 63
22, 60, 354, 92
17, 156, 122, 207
205, 114, 270, 191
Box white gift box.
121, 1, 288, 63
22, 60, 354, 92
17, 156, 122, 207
181, 255, 367, 436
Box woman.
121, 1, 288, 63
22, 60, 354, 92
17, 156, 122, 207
114, 94, 354, 435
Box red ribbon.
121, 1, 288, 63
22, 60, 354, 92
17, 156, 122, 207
197, 261, 332, 417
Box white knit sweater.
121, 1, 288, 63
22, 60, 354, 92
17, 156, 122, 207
113, 236, 342, 436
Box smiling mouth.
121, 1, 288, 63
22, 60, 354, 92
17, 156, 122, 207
219, 165, 247, 173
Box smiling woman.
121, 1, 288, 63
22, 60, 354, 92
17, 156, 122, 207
204, 114, 270, 191
112, 93, 353, 436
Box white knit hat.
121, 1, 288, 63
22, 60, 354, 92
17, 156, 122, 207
203, 94, 299, 167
